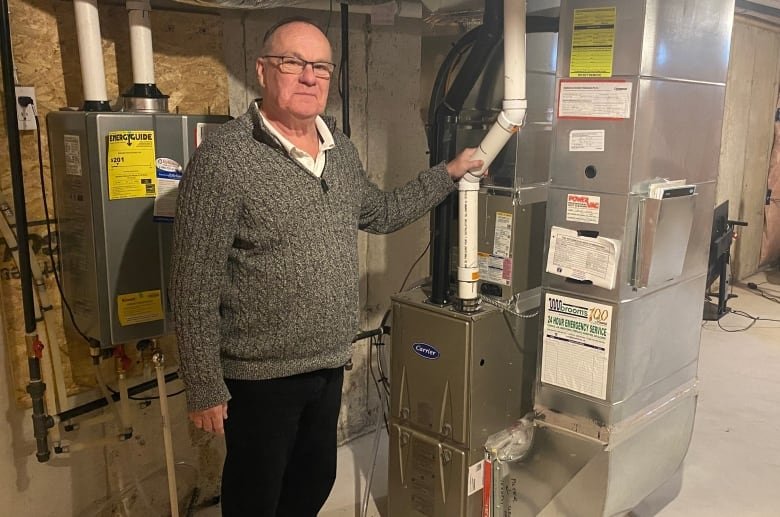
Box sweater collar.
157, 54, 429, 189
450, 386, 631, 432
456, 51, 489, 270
247, 98, 337, 150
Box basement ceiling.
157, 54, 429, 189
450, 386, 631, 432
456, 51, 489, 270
97, 0, 780, 29
736, 0, 780, 26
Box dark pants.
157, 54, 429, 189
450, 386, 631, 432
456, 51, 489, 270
221, 367, 344, 517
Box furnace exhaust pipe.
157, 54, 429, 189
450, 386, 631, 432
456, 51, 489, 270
457, 0, 527, 307
123, 0, 169, 112
73, 0, 111, 111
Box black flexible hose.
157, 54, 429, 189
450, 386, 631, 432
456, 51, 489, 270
425, 26, 480, 150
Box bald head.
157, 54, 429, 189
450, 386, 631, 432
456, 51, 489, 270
261, 17, 330, 58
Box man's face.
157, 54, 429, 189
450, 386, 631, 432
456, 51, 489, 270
256, 22, 332, 123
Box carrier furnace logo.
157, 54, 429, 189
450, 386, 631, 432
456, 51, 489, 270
412, 343, 440, 360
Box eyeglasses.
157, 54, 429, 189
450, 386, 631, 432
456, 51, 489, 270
262, 55, 336, 79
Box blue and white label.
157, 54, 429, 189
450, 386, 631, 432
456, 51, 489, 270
153, 158, 183, 222
412, 342, 440, 360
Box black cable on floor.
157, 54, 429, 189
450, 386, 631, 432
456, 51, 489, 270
715, 309, 780, 332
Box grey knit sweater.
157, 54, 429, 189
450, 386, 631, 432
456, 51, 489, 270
170, 101, 456, 411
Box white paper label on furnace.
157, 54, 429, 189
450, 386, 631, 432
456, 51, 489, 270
569, 129, 605, 152
541, 293, 612, 400
493, 211, 513, 257
479, 253, 511, 286
558, 81, 632, 119
64, 135, 82, 176
566, 193, 600, 224
546, 226, 620, 290
467, 460, 485, 496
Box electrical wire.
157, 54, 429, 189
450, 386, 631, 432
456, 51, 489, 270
378, 239, 432, 331
367, 337, 389, 432
713, 309, 780, 332
399, 240, 431, 294
325, 0, 334, 37
361, 335, 388, 517
745, 282, 780, 304
33, 111, 91, 345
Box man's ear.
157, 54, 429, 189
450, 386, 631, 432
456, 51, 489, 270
256, 57, 266, 89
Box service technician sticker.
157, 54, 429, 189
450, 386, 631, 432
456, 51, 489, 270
412, 342, 440, 360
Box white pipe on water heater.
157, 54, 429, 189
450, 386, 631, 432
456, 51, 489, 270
73, 0, 109, 103
457, 0, 527, 303
127, 0, 155, 85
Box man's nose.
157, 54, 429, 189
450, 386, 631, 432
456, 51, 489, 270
299, 63, 317, 85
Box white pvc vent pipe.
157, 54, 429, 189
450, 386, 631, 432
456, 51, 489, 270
73, 0, 109, 103
127, 0, 155, 84
457, 0, 527, 301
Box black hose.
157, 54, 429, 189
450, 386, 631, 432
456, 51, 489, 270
0, 0, 51, 462
340, 2, 350, 137
429, 0, 504, 305
425, 26, 480, 148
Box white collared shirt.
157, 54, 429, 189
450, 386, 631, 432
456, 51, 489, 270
259, 112, 335, 178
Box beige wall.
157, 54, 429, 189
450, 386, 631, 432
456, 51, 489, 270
717, 16, 780, 279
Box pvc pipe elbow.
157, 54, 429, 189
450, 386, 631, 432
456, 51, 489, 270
459, 173, 483, 188
500, 100, 528, 128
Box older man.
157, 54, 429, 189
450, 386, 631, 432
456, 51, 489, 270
170, 16, 482, 516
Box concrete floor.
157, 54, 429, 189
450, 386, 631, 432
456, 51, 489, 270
196, 272, 780, 517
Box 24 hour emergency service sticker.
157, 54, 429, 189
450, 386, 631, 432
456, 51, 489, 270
541, 293, 613, 400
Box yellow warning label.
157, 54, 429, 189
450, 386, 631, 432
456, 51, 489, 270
107, 130, 157, 200
570, 7, 616, 78
117, 290, 163, 326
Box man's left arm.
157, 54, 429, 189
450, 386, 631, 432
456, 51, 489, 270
358, 148, 482, 234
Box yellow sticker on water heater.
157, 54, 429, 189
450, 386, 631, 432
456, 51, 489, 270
117, 290, 163, 326
570, 7, 616, 78
107, 130, 157, 200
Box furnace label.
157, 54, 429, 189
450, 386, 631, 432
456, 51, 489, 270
492, 211, 513, 257
412, 342, 440, 360
479, 253, 511, 286
107, 130, 157, 200
570, 7, 616, 78
569, 129, 605, 152
541, 293, 612, 399
468, 460, 485, 496
558, 80, 632, 120
411, 440, 436, 516
566, 193, 600, 223
64, 134, 82, 176
546, 226, 620, 290
116, 289, 163, 326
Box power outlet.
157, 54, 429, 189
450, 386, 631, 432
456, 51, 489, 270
15, 86, 37, 131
